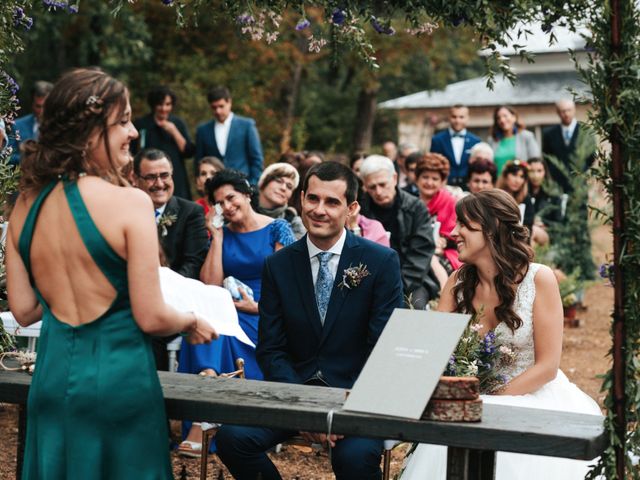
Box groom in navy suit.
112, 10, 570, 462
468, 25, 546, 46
430, 104, 480, 188
194, 86, 263, 185
216, 162, 404, 479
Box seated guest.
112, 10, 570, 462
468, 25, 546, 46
289, 151, 324, 214
195, 156, 224, 215
528, 157, 562, 246
467, 158, 497, 194
402, 151, 421, 197
350, 151, 366, 177
216, 161, 403, 480
497, 160, 535, 238
132, 85, 195, 199
178, 170, 295, 456
414, 153, 461, 289
134, 148, 209, 371
359, 155, 437, 308
8, 80, 53, 164
468, 142, 495, 164
347, 187, 390, 247
488, 105, 541, 175
256, 162, 306, 239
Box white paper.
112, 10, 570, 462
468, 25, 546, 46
159, 267, 253, 347
1, 312, 41, 337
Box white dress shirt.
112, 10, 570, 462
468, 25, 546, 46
449, 128, 467, 165
214, 112, 234, 157
155, 203, 167, 224
307, 228, 347, 287
561, 119, 577, 145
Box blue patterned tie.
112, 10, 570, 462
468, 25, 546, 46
315, 252, 334, 324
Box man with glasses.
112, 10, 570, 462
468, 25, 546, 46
133, 148, 209, 369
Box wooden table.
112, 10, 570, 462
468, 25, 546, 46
0, 369, 605, 480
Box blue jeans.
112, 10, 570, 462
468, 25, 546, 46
216, 424, 383, 479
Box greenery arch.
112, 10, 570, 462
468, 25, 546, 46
1, 1, 638, 478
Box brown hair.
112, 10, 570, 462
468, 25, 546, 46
497, 160, 529, 204
452, 189, 533, 332
489, 105, 525, 141
20, 68, 129, 192
415, 152, 450, 181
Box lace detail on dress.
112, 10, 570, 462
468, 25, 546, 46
494, 263, 541, 383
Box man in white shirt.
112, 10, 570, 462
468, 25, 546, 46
542, 99, 597, 193
195, 86, 264, 184
216, 161, 403, 480
429, 104, 481, 188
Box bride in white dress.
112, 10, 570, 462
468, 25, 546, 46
401, 189, 602, 480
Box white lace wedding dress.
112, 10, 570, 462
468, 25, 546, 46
400, 263, 603, 480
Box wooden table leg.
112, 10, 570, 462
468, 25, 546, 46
447, 447, 496, 480
16, 404, 26, 480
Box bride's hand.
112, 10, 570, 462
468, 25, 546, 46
185, 313, 218, 345
233, 288, 258, 314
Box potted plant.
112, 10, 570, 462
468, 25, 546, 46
558, 271, 582, 327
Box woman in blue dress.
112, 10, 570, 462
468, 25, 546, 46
177, 169, 295, 456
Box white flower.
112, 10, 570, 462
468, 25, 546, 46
499, 345, 513, 356
470, 323, 483, 333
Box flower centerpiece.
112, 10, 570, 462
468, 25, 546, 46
444, 309, 516, 394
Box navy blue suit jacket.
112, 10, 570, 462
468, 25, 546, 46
256, 231, 403, 389
430, 130, 481, 184
195, 115, 264, 184
8, 114, 37, 165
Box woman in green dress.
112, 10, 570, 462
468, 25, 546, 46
487, 105, 541, 175
6, 68, 217, 479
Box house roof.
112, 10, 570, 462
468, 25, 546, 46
491, 23, 588, 56
378, 71, 588, 110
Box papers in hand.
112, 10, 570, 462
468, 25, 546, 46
159, 267, 254, 347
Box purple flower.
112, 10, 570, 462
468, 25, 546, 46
162, 0, 173, 4
370, 16, 395, 35
331, 9, 346, 25
42, 0, 68, 8
14, 7, 24, 21
24, 17, 33, 30
295, 18, 310, 31
236, 14, 254, 25
3, 73, 20, 96
68, 4, 78, 13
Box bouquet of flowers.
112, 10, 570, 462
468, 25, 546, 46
444, 309, 517, 394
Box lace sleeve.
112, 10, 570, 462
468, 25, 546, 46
270, 218, 296, 248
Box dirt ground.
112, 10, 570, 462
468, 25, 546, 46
0, 227, 613, 480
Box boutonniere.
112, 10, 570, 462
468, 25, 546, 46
157, 212, 177, 237
338, 263, 370, 290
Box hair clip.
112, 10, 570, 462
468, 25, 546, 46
85, 95, 104, 114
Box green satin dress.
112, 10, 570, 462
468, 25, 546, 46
18, 179, 173, 479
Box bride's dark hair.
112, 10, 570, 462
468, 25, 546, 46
20, 67, 129, 192
452, 189, 534, 332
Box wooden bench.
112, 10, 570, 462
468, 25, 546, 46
0, 369, 605, 480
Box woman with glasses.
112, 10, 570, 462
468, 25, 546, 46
255, 162, 305, 239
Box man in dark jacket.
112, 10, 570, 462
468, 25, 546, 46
134, 148, 208, 369
359, 155, 437, 308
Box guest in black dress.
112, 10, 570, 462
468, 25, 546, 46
527, 157, 563, 246
496, 160, 535, 241
131, 86, 194, 199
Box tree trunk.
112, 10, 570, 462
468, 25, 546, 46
279, 62, 303, 154
352, 86, 379, 154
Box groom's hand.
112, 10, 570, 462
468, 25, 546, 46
299, 431, 343, 448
